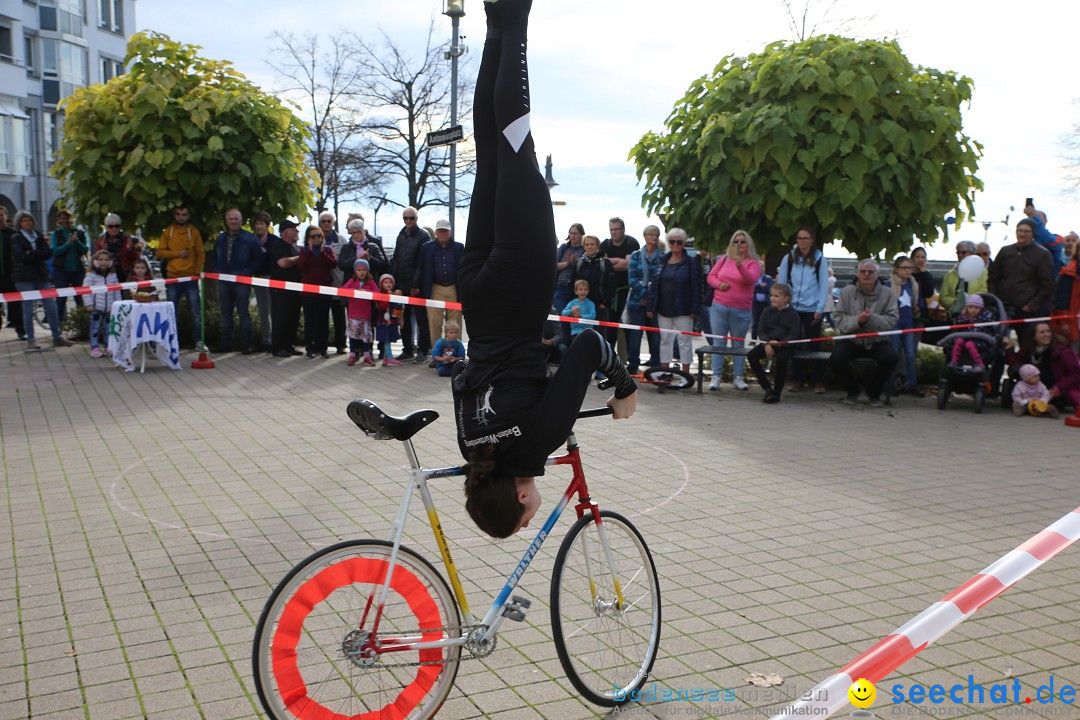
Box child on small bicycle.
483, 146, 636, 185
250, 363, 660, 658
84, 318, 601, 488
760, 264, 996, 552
454, 0, 637, 539
432, 321, 465, 377
561, 279, 596, 340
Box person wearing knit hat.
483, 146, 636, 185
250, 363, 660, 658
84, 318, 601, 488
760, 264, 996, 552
342, 257, 378, 366
1012, 362, 1059, 418
948, 293, 995, 368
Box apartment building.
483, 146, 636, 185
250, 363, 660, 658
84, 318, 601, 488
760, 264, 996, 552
0, 0, 134, 227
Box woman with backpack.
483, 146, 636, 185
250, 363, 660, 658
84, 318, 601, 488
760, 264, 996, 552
776, 227, 830, 393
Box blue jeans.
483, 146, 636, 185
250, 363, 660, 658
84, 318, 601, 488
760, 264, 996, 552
52, 268, 85, 323
890, 331, 918, 388
625, 305, 658, 369
89, 310, 107, 350
552, 285, 573, 349
167, 280, 202, 347
217, 282, 251, 349
709, 303, 752, 379
15, 281, 61, 341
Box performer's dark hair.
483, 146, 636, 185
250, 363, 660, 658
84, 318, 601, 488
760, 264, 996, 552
463, 444, 523, 538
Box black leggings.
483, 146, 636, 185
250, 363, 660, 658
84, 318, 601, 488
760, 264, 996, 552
458, 2, 556, 344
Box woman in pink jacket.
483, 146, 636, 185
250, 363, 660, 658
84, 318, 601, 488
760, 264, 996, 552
707, 230, 762, 390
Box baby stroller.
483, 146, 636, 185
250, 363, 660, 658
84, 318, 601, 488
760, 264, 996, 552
935, 293, 1008, 414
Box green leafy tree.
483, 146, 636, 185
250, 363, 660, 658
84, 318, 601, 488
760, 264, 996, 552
52, 31, 316, 240
631, 35, 983, 258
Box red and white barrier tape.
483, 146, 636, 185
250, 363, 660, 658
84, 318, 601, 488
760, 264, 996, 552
202, 273, 461, 310
204, 273, 1078, 347
769, 506, 1080, 720
1, 276, 194, 303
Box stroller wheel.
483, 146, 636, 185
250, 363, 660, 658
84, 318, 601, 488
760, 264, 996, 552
973, 386, 985, 414
937, 382, 949, 411
999, 377, 1013, 410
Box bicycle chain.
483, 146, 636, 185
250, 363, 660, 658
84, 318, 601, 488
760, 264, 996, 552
349, 624, 497, 669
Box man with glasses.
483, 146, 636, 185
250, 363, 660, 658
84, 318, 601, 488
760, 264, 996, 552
988, 219, 1055, 321
939, 240, 988, 320
599, 217, 639, 357
391, 206, 431, 363
830, 259, 898, 407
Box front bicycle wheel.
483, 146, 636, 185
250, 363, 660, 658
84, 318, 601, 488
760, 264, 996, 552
550, 510, 661, 706
253, 540, 461, 720
643, 366, 693, 390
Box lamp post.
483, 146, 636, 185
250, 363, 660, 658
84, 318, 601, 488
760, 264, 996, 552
444, 0, 466, 235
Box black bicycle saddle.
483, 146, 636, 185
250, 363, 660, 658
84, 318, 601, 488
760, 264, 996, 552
347, 399, 439, 441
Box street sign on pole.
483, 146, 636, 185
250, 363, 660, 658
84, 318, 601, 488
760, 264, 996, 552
428, 125, 464, 147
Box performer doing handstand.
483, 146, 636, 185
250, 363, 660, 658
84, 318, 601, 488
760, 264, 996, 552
455, 0, 638, 539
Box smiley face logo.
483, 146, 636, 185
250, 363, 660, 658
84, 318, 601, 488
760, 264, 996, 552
848, 678, 876, 708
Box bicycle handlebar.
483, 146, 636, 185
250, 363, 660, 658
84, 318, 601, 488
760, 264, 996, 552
578, 407, 614, 419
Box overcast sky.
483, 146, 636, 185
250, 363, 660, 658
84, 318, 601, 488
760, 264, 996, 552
137, 0, 1080, 259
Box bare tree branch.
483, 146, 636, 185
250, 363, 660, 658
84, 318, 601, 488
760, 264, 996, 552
266, 31, 386, 214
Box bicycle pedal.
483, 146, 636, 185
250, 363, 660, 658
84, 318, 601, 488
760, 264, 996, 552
502, 595, 531, 622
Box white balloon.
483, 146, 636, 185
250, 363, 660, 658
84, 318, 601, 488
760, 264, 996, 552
957, 254, 985, 283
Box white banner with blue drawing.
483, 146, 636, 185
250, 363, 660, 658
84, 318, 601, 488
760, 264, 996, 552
107, 301, 182, 372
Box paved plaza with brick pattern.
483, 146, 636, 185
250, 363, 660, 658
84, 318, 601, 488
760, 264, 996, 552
2, 326, 1079, 720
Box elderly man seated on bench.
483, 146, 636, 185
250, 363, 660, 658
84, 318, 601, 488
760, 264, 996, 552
830, 259, 899, 407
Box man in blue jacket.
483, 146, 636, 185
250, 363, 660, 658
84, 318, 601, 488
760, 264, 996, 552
417, 219, 464, 361
214, 208, 261, 353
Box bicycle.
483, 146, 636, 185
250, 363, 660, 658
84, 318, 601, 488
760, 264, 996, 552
252, 398, 662, 720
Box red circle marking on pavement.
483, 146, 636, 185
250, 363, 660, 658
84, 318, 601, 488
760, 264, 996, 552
271, 557, 444, 720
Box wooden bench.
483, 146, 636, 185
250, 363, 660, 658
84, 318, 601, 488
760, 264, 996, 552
693, 345, 887, 403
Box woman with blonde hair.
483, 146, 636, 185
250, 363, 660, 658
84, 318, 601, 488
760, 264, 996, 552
705, 229, 762, 390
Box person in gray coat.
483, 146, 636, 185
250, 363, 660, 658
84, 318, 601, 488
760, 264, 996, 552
830, 259, 899, 407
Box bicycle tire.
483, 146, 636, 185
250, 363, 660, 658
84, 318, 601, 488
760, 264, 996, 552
642, 367, 693, 390
253, 539, 461, 720
550, 510, 661, 706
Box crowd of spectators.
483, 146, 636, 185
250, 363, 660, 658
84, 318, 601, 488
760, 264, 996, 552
2, 202, 1078, 417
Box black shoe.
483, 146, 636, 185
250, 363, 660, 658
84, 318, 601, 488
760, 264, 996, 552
306, 352, 316, 359
413, 352, 429, 364
320, 352, 330, 359
273, 350, 292, 358
764, 392, 780, 404
868, 396, 884, 408
335, 347, 347, 355
398, 352, 415, 362
842, 394, 858, 405
289, 349, 304, 356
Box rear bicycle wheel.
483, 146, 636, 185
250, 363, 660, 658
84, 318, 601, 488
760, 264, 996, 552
253, 540, 461, 720
550, 510, 661, 706
643, 366, 693, 390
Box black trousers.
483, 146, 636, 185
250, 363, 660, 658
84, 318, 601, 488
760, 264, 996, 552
400, 302, 430, 355
331, 300, 346, 352
830, 340, 899, 398
791, 311, 825, 383
747, 345, 792, 395
458, 4, 555, 345
270, 288, 300, 353
302, 295, 331, 354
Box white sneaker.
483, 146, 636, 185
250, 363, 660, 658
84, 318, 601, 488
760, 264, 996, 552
708, 376, 722, 391
733, 376, 749, 391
